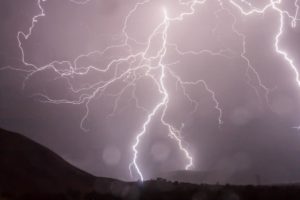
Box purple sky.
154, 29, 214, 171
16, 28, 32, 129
1, 0, 300, 184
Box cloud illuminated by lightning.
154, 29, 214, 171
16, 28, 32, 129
1, 0, 300, 181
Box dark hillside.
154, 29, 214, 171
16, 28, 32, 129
0, 128, 94, 194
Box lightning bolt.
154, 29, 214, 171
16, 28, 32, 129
2, 0, 300, 181
129, 0, 223, 181
229, 0, 300, 88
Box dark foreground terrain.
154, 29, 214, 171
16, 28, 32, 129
1, 128, 300, 200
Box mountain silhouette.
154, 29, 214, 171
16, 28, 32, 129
1, 127, 300, 200
0, 127, 97, 194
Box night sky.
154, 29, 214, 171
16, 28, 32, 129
1, 0, 300, 183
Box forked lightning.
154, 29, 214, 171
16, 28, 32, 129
2, 0, 299, 181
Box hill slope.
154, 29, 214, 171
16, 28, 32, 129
0, 128, 96, 194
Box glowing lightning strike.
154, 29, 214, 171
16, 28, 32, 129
130, 7, 196, 181
129, 8, 171, 181
18, 0, 46, 70
129, 1, 221, 181
272, 1, 300, 88
2, 0, 300, 182
229, 0, 300, 88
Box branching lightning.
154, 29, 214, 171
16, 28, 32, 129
2, 0, 300, 181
